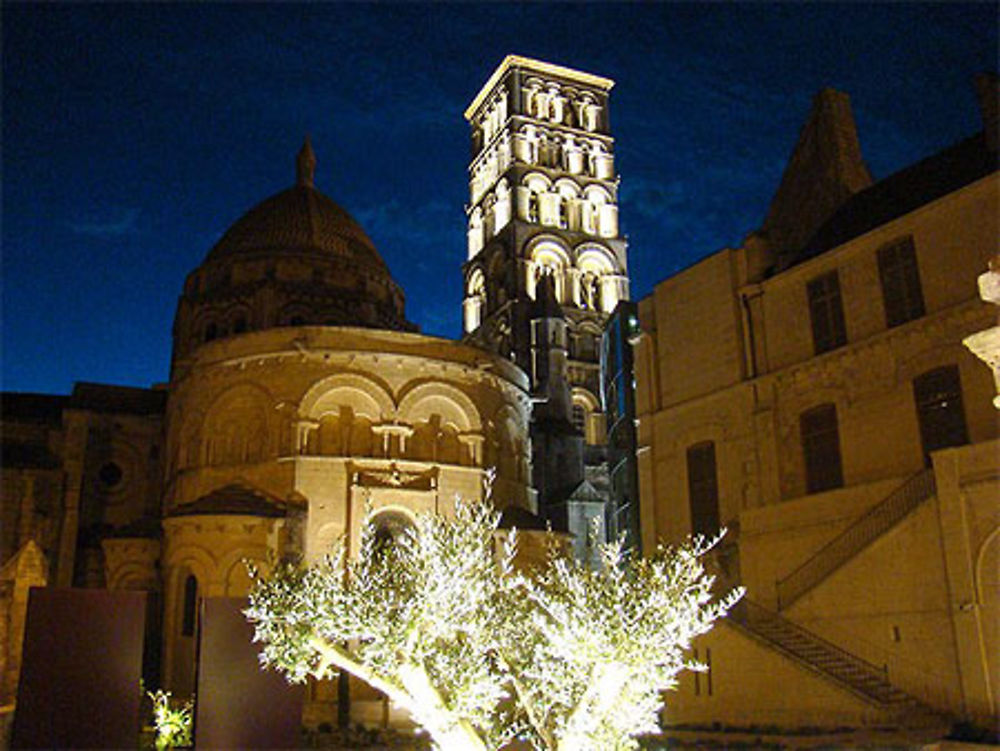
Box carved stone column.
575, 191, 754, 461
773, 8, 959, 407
296, 419, 319, 454
458, 433, 485, 466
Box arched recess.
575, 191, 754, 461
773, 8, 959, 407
202, 383, 274, 466
571, 387, 602, 445
491, 404, 528, 483
108, 562, 155, 591
398, 383, 481, 432
572, 320, 603, 360
553, 177, 582, 199
400, 383, 481, 465
370, 507, 417, 545
278, 304, 312, 327
228, 306, 252, 335
468, 206, 484, 259
526, 237, 571, 302
464, 267, 487, 334
974, 525, 1000, 712
300, 373, 395, 422
221, 547, 269, 596
493, 178, 511, 232
575, 244, 617, 312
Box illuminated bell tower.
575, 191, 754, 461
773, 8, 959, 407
462, 56, 629, 552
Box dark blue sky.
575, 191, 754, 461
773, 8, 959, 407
3, 3, 996, 395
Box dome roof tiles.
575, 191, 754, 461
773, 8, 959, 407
206, 184, 387, 273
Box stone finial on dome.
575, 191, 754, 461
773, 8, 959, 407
296, 136, 317, 188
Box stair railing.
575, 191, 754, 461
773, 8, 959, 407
731, 599, 889, 685
776, 470, 936, 610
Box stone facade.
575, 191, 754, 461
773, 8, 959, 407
0, 145, 534, 723
461, 56, 629, 555
635, 81, 999, 729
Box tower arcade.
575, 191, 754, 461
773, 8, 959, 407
462, 56, 629, 546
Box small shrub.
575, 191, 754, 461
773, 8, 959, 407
148, 690, 193, 750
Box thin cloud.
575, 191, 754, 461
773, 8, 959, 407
69, 208, 140, 238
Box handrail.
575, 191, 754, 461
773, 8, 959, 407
776, 470, 936, 610
731, 599, 889, 686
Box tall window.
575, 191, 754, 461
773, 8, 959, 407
807, 271, 847, 354
800, 403, 843, 493
181, 574, 198, 637
913, 365, 968, 466
878, 236, 925, 328
686, 442, 720, 537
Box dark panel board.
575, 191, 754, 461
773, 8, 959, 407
195, 597, 302, 749
11, 587, 146, 749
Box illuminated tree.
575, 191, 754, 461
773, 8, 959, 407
245, 490, 741, 751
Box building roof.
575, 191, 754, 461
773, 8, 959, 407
0, 393, 68, 425
169, 484, 287, 518
68, 382, 167, 416
465, 54, 614, 121
798, 131, 998, 260
499, 505, 549, 532
205, 139, 387, 275
763, 88, 873, 268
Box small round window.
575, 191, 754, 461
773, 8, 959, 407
98, 462, 123, 488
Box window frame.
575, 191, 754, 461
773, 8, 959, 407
913, 365, 969, 466
686, 441, 720, 537
878, 236, 925, 328
807, 271, 847, 355
800, 403, 844, 494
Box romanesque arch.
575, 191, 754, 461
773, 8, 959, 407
201, 383, 274, 466
399, 382, 481, 466
299, 373, 395, 422
526, 236, 571, 302
300, 373, 394, 458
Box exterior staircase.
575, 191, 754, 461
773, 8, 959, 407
729, 599, 942, 726
775, 470, 936, 610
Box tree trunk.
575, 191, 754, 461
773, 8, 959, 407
397, 663, 488, 751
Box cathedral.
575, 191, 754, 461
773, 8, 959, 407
2, 55, 998, 739
0, 56, 626, 724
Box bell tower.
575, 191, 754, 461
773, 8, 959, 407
462, 56, 629, 554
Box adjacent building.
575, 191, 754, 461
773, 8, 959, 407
635, 76, 999, 729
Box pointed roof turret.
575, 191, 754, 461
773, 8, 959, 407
296, 136, 316, 188
761, 88, 873, 268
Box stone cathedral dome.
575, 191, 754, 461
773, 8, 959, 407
206, 150, 387, 274
171, 139, 415, 366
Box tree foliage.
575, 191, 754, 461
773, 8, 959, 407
245, 492, 742, 751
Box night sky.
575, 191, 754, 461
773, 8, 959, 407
3, 3, 996, 395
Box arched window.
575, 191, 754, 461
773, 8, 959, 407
464, 269, 487, 334
182, 574, 198, 637
232, 315, 247, 334
527, 242, 569, 302
203, 322, 218, 342
371, 510, 415, 554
